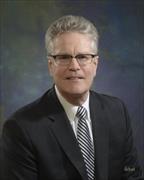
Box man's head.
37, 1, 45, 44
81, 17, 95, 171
45, 15, 99, 105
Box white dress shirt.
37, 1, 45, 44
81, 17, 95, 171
55, 86, 93, 142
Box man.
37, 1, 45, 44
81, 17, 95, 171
1, 15, 143, 180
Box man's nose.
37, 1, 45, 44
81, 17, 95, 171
68, 58, 80, 71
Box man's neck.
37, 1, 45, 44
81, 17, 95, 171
55, 86, 89, 106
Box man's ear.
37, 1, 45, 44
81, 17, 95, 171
48, 59, 53, 76
94, 55, 99, 65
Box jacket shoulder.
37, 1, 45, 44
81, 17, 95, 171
90, 90, 125, 108
5, 88, 56, 124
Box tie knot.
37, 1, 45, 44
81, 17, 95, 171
76, 106, 87, 119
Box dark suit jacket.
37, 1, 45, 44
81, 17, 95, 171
1, 88, 143, 180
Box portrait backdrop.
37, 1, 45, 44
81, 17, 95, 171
0, 0, 144, 172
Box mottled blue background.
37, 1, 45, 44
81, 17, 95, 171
0, 0, 144, 171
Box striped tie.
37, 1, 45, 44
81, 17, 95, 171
76, 106, 95, 180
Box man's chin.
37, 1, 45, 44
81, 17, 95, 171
65, 89, 89, 97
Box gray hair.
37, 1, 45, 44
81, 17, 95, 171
45, 15, 99, 55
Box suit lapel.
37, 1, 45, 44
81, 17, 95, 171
44, 89, 88, 180
90, 92, 109, 180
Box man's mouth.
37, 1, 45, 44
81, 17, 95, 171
66, 76, 84, 80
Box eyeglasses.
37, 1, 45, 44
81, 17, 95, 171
48, 54, 97, 66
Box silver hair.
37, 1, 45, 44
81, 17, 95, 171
45, 15, 99, 55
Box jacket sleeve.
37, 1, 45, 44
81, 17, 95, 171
121, 102, 143, 180
1, 118, 38, 180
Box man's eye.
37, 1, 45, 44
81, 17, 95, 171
77, 55, 87, 60
58, 55, 70, 60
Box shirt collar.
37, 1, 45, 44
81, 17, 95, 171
55, 85, 90, 122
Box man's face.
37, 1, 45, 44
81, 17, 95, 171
48, 32, 98, 102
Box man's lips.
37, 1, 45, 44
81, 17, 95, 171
65, 76, 84, 80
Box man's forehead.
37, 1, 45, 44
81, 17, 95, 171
52, 32, 95, 53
